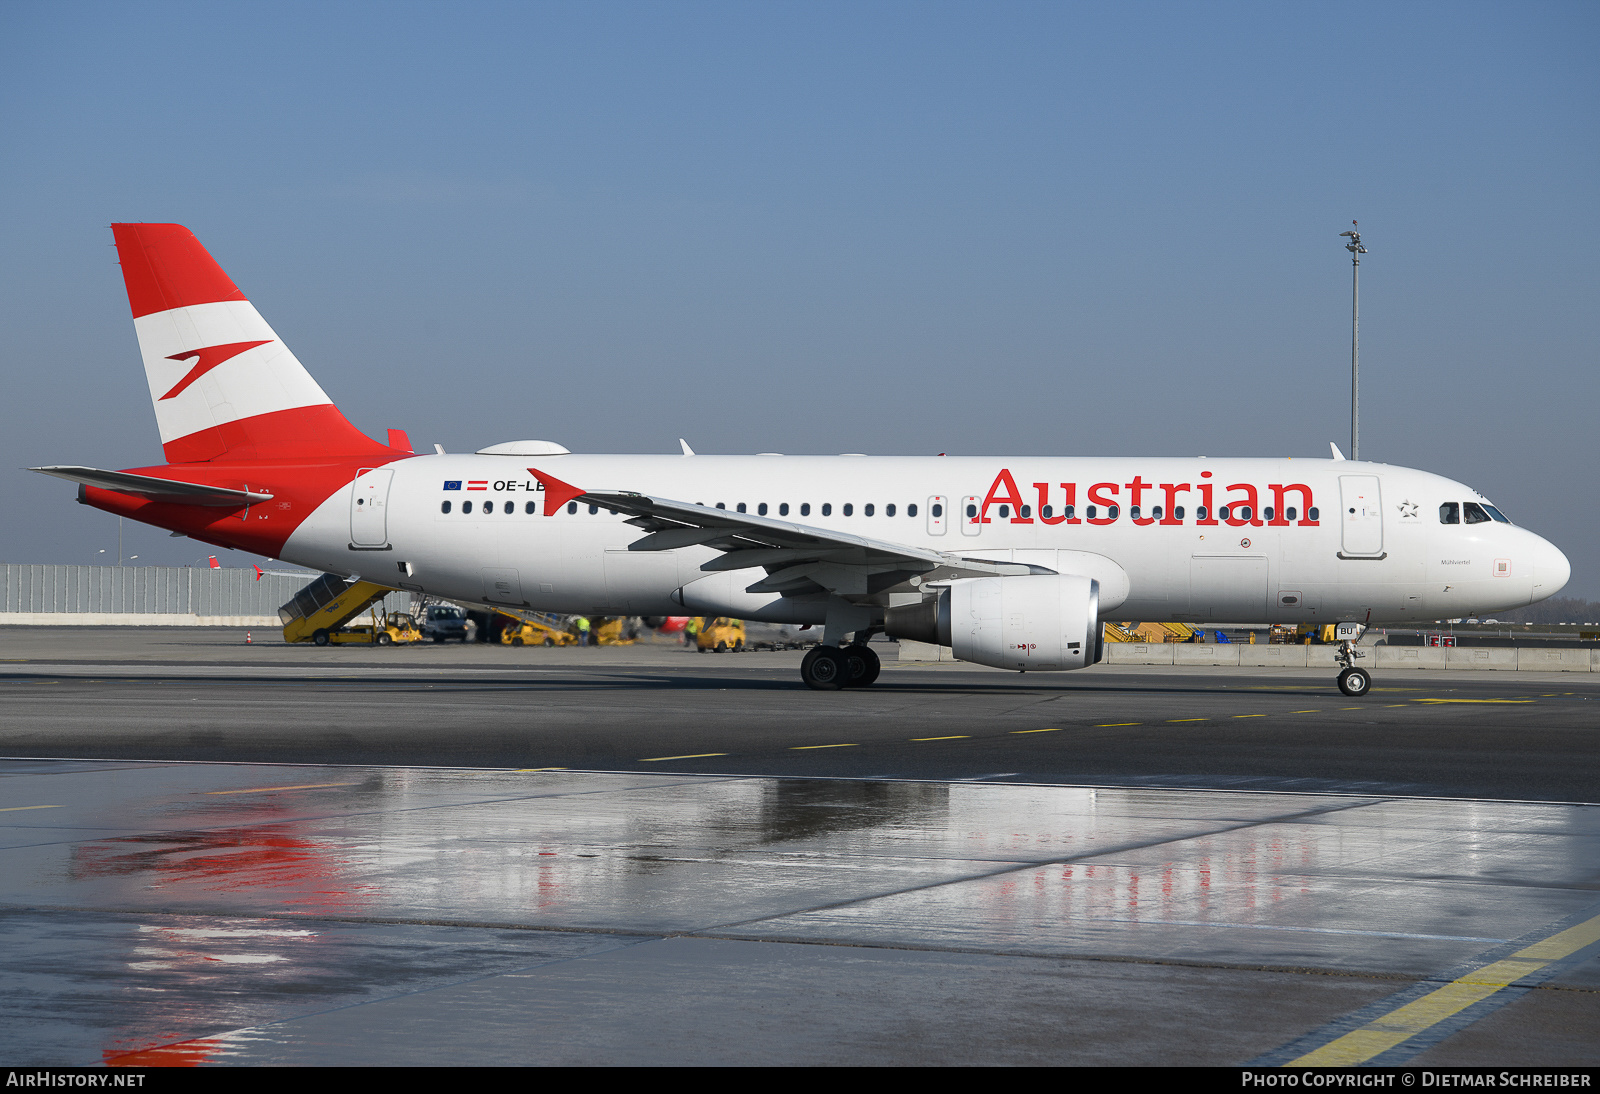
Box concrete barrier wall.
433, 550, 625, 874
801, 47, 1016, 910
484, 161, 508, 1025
1516, 648, 1593, 672
1107, 643, 1174, 665
1239, 646, 1310, 667
1446, 647, 1520, 671
1377, 647, 1448, 669
1174, 644, 1240, 666
1095, 642, 1594, 672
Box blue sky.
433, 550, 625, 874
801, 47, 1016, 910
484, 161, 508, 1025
2, 1, 1597, 593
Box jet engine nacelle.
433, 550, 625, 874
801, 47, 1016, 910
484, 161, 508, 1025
885, 574, 1102, 672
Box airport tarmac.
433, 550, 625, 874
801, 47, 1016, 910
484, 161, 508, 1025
1, 629, 1597, 1066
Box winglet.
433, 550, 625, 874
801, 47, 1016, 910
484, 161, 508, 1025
679, 438, 695, 457
1330, 442, 1347, 461
528, 468, 586, 515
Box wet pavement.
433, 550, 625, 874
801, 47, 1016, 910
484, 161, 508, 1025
3, 759, 1596, 1065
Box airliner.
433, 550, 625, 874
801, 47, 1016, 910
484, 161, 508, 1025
33, 224, 1571, 694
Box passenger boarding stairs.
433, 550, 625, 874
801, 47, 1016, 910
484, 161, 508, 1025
279, 574, 396, 643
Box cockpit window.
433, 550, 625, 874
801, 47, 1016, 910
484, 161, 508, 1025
1439, 503, 1459, 524
1481, 504, 1511, 524
1463, 502, 1492, 524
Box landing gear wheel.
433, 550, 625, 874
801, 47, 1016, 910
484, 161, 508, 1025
312, 629, 330, 647
842, 644, 880, 687
1337, 667, 1372, 697
801, 646, 849, 691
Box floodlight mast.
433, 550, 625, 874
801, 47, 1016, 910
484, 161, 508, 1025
1340, 222, 1368, 460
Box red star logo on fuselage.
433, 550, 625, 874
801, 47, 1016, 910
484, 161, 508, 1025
160, 340, 272, 401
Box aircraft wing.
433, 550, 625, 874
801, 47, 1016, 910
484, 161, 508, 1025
529, 468, 1047, 601
31, 466, 275, 507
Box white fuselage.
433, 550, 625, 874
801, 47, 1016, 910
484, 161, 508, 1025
278, 454, 1570, 626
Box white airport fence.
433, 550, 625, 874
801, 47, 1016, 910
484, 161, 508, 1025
0, 564, 409, 627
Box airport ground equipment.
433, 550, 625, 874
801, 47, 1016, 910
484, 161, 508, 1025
697, 617, 745, 653
1103, 621, 1195, 643
499, 612, 577, 647
594, 617, 637, 646
280, 575, 399, 645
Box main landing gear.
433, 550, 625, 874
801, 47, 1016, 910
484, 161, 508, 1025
1334, 638, 1371, 697
801, 643, 881, 691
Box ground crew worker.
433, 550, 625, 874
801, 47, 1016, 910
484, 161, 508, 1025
575, 616, 591, 647
684, 617, 700, 647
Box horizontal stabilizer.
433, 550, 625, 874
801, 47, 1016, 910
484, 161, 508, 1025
31, 466, 274, 507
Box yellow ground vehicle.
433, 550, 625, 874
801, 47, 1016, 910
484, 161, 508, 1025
280, 575, 415, 646
594, 617, 636, 646
697, 617, 745, 652
500, 612, 577, 647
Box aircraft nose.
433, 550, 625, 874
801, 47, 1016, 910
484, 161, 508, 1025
1529, 535, 1571, 602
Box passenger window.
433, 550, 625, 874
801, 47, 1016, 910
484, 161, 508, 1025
1263, 507, 1274, 521
1285, 507, 1296, 521
1108, 505, 1119, 519
1218, 506, 1230, 521
1130, 505, 1140, 520
484, 500, 495, 514
822, 503, 832, 516
566, 502, 576, 515
1239, 506, 1252, 521
588, 505, 599, 515
1308, 507, 1319, 521
1152, 505, 1163, 520
525, 501, 536, 514
801, 503, 811, 516
965, 504, 977, 519
886, 503, 896, 517
716, 502, 726, 509
1173, 506, 1184, 520
779, 503, 789, 516
507, 501, 516, 515
1063, 504, 1075, 519
441, 500, 452, 514
843, 503, 853, 516
907, 503, 917, 517
1020, 505, 1030, 518
1086, 505, 1097, 519
1464, 502, 1491, 524
464, 501, 474, 514
998, 504, 1010, 519
1195, 506, 1208, 520
737, 503, 746, 513
1041, 505, 1052, 518
758, 503, 767, 516
929, 504, 940, 518
864, 503, 874, 516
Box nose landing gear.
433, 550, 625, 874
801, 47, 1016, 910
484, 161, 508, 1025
1334, 636, 1371, 696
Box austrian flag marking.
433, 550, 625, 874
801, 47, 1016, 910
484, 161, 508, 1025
466, 481, 488, 491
